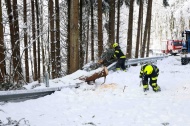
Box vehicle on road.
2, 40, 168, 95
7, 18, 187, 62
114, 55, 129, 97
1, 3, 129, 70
181, 30, 190, 65
161, 40, 182, 56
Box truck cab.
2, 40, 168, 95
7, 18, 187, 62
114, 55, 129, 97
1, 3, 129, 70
161, 40, 182, 55
167, 40, 182, 55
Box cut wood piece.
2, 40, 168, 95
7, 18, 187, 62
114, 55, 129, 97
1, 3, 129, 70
79, 67, 108, 84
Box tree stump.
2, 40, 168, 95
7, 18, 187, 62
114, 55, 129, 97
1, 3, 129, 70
79, 67, 108, 84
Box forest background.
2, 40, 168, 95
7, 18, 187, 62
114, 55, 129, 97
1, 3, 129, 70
0, 0, 189, 88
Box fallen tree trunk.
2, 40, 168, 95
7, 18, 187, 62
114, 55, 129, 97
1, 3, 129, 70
79, 67, 108, 84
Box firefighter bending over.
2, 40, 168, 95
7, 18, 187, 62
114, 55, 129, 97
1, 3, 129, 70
139, 63, 161, 92
112, 42, 126, 71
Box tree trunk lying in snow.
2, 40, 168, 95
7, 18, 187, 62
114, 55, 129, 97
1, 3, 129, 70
79, 67, 108, 84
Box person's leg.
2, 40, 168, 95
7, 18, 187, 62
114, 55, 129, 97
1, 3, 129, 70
149, 76, 161, 92
120, 58, 126, 71
115, 61, 120, 70
142, 75, 149, 92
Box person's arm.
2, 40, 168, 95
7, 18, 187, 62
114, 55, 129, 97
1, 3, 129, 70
139, 67, 144, 78
114, 50, 120, 58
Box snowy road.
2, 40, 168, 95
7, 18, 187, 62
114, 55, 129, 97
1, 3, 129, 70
1, 56, 190, 126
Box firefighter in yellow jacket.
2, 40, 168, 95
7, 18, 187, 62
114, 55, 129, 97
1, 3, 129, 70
113, 42, 126, 71
139, 63, 161, 92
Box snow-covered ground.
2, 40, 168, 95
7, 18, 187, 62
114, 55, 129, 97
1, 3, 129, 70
1, 56, 190, 126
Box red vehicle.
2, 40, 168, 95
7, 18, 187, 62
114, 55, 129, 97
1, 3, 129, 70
161, 40, 182, 55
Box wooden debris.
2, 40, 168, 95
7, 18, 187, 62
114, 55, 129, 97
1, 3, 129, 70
79, 67, 108, 84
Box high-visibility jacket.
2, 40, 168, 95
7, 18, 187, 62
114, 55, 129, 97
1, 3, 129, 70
114, 47, 126, 59
139, 64, 159, 77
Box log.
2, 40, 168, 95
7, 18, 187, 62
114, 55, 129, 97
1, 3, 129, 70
79, 67, 108, 84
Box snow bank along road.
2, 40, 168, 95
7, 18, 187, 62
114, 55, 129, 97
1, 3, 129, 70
1, 56, 190, 126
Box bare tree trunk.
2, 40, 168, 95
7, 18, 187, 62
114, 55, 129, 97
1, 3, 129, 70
49, 0, 56, 78
47, 1, 50, 78
79, 0, 84, 69
141, 0, 152, 58
79, 67, 108, 84
5, 0, 14, 83
146, 0, 153, 57
108, 0, 115, 48
135, 0, 143, 58
98, 0, 103, 57
0, 0, 6, 83
91, 0, 94, 61
40, 0, 45, 76
146, 26, 150, 57
12, 0, 22, 83
86, 9, 90, 64
55, 0, 61, 77
23, 0, 29, 83
126, 0, 134, 58
140, 4, 143, 58
35, 0, 41, 82
31, 0, 37, 81
69, 0, 79, 73
116, 0, 121, 44
67, 0, 70, 74
28, 26, 34, 81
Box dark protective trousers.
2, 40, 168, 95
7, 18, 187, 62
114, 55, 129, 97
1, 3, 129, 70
116, 58, 126, 70
142, 72, 158, 91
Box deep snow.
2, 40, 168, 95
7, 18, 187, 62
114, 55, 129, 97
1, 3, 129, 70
1, 56, 190, 126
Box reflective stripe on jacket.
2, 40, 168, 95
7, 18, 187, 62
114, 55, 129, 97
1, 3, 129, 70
114, 49, 126, 59
139, 64, 159, 77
